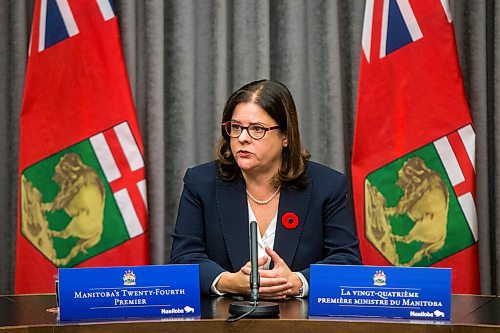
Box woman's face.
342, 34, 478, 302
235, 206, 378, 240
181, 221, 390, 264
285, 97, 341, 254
230, 102, 287, 178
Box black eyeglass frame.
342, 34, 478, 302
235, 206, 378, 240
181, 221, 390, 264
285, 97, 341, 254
222, 121, 281, 140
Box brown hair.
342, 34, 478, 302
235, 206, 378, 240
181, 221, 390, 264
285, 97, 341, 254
214, 79, 310, 189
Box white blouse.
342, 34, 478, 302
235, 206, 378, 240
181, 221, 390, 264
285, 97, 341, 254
247, 201, 277, 270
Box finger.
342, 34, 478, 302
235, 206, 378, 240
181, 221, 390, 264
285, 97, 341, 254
243, 256, 269, 268
260, 291, 291, 299
259, 277, 291, 288
258, 255, 269, 267
265, 246, 284, 265
260, 284, 292, 295
241, 256, 269, 275
259, 291, 290, 300
260, 295, 289, 300
259, 286, 293, 298
256, 269, 277, 278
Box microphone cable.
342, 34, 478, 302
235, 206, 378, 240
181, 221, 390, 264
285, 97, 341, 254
226, 299, 257, 322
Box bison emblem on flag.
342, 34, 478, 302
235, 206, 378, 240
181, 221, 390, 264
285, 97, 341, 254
20, 122, 148, 267
364, 125, 477, 267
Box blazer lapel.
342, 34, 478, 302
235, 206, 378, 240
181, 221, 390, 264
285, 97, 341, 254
273, 180, 313, 269
216, 176, 249, 271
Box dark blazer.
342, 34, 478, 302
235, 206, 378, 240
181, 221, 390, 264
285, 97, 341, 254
169, 161, 361, 295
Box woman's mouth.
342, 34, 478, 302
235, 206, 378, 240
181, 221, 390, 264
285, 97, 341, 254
237, 150, 252, 158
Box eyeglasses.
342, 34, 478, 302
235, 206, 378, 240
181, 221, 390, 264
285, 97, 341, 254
222, 121, 280, 140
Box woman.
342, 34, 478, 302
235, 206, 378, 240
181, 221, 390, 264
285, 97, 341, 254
170, 80, 361, 299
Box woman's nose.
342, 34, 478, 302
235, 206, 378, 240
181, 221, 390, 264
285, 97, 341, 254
238, 128, 251, 142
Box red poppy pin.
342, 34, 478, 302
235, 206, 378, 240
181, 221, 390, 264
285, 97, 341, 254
281, 212, 299, 230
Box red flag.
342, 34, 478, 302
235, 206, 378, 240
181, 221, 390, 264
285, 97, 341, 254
16, 0, 149, 293
352, 0, 479, 294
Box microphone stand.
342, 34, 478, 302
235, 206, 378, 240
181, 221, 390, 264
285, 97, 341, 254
228, 221, 280, 321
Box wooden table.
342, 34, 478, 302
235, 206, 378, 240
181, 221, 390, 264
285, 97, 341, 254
0, 294, 498, 332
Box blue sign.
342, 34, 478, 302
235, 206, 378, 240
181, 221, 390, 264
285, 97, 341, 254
58, 265, 200, 321
309, 265, 451, 320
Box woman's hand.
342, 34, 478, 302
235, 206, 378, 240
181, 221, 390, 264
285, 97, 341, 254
241, 246, 303, 299
215, 256, 291, 296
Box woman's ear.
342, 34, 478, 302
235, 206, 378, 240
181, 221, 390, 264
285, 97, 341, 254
282, 135, 288, 147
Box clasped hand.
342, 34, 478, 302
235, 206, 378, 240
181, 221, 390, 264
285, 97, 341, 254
216, 246, 302, 299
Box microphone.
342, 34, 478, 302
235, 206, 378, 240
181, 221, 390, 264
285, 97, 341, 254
249, 220, 259, 302
228, 221, 279, 320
